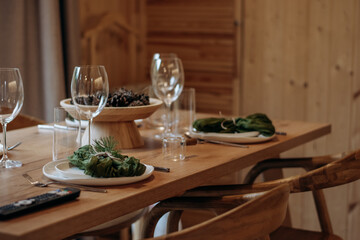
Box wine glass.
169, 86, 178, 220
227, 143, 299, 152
147, 53, 178, 134
71, 65, 109, 145
151, 56, 184, 137
150, 53, 178, 81
0, 68, 24, 168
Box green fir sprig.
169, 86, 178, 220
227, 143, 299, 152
68, 137, 146, 178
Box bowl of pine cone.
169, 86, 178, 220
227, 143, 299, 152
60, 88, 163, 122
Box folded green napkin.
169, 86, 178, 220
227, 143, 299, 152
193, 113, 275, 137
68, 137, 146, 178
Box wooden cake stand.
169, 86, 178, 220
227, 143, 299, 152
60, 98, 163, 149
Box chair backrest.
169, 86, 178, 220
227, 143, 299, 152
289, 149, 360, 192
183, 149, 360, 197
249, 149, 360, 193
147, 184, 289, 240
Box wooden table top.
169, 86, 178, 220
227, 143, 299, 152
0, 119, 330, 240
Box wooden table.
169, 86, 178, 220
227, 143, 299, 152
0, 119, 330, 240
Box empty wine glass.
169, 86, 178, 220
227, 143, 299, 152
71, 65, 109, 145
151, 56, 184, 137
150, 53, 178, 82
0, 68, 24, 168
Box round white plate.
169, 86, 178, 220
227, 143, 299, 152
55, 161, 87, 178
64, 118, 142, 129
188, 131, 276, 144
65, 118, 88, 129
43, 159, 154, 186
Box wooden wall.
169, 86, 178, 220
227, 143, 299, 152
146, 0, 242, 115
78, 0, 146, 90
242, 0, 360, 239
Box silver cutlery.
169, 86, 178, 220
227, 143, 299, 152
199, 139, 249, 148
184, 133, 248, 148
154, 166, 170, 172
0, 141, 22, 151
37, 124, 78, 131
8, 141, 22, 150
22, 173, 107, 193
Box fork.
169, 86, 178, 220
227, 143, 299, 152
184, 133, 248, 148
0, 141, 22, 151
8, 142, 22, 150
22, 173, 107, 193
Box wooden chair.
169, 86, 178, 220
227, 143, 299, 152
241, 152, 345, 238
65, 207, 149, 240
142, 184, 290, 240
179, 149, 360, 240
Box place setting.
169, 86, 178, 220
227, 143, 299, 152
41, 65, 159, 187
187, 113, 277, 145
22, 58, 185, 192
147, 55, 278, 151
38, 56, 189, 189
147, 54, 279, 159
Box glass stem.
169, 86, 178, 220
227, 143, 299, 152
78, 119, 82, 147
164, 102, 171, 136
88, 118, 93, 145
2, 122, 8, 161
77, 109, 82, 146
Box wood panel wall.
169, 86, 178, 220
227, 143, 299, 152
146, 0, 242, 115
242, 0, 360, 239
78, 0, 146, 90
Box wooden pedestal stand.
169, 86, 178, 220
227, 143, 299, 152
60, 98, 162, 149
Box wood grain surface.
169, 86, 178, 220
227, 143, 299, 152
0, 119, 329, 240
143, 184, 290, 240
241, 1, 360, 238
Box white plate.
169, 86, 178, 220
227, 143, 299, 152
64, 118, 142, 129
188, 131, 276, 144
55, 161, 87, 178
65, 118, 88, 129
43, 159, 154, 186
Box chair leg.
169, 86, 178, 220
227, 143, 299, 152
95, 228, 131, 240
167, 210, 183, 233
263, 169, 292, 228
142, 207, 171, 238
255, 235, 270, 240
312, 190, 333, 234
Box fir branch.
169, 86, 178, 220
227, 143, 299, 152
93, 136, 119, 153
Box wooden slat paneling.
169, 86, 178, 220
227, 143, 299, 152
242, 0, 360, 239
304, 0, 331, 157
347, 0, 360, 238
147, 0, 234, 34
147, 0, 239, 115
324, 1, 355, 237
79, 0, 146, 89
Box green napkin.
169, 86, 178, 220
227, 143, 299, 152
193, 113, 275, 137
68, 137, 146, 178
